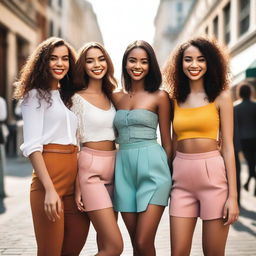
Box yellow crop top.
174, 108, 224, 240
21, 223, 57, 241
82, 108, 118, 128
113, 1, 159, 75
173, 100, 219, 141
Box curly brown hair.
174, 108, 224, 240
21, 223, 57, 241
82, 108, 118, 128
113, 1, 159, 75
163, 37, 230, 103
72, 42, 117, 99
13, 37, 76, 107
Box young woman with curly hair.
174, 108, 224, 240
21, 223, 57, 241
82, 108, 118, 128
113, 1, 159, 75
14, 37, 89, 256
163, 37, 239, 256
70, 42, 123, 256
112, 40, 172, 256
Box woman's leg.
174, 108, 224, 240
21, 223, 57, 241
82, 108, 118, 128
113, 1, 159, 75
88, 207, 123, 256
61, 195, 91, 256
134, 205, 165, 256
121, 212, 138, 256
170, 216, 197, 256
202, 219, 229, 256
30, 190, 64, 256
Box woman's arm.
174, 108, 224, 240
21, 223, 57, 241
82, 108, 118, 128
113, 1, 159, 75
21, 90, 62, 221
217, 90, 239, 225
158, 90, 172, 161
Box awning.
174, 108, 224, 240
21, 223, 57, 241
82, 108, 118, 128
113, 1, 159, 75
245, 59, 256, 78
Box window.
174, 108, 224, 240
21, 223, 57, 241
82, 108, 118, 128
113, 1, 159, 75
223, 2, 231, 44
213, 16, 218, 39
176, 2, 183, 12
239, 0, 250, 36
49, 21, 54, 36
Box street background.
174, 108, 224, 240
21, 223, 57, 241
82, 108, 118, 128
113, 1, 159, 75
0, 156, 255, 256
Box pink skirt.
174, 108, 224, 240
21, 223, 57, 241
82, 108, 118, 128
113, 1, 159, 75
78, 147, 116, 212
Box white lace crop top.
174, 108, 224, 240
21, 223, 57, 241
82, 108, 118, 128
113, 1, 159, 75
71, 93, 116, 143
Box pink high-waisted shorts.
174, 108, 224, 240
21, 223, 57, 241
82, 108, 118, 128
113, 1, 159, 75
169, 150, 228, 220
78, 147, 116, 212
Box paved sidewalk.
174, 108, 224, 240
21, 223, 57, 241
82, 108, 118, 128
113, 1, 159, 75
0, 157, 255, 255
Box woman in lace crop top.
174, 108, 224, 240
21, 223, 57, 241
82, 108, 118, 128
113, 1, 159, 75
112, 40, 172, 255
163, 37, 239, 256
70, 42, 123, 255
13, 37, 89, 256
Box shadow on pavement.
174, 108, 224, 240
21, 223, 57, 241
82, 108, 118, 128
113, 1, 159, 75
232, 206, 256, 236
0, 197, 6, 214
5, 157, 32, 177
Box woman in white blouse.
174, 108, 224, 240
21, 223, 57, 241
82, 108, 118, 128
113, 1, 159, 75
71, 42, 123, 256
14, 37, 89, 256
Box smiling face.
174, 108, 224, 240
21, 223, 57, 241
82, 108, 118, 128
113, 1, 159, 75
182, 45, 207, 82
48, 45, 69, 84
84, 47, 107, 80
126, 47, 149, 81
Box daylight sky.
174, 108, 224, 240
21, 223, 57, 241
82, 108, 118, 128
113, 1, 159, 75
87, 0, 160, 81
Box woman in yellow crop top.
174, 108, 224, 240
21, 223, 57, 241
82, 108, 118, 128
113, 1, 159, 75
163, 37, 239, 256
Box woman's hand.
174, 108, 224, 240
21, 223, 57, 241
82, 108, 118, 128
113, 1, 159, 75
44, 188, 62, 222
223, 196, 239, 225
75, 178, 85, 212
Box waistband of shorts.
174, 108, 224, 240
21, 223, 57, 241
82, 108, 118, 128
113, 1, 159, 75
43, 144, 78, 154
119, 140, 158, 150
175, 150, 220, 160
81, 146, 116, 156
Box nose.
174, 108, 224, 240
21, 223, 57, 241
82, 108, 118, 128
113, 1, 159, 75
190, 59, 198, 67
135, 61, 142, 69
94, 59, 101, 67
56, 58, 63, 66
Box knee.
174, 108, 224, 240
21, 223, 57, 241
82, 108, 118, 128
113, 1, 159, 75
134, 238, 153, 254
104, 240, 123, 256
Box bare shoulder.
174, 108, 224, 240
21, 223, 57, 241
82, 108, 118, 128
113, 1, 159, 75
155, 89, 170, 102
216, 90, 232, 107
111, 89, 125, 104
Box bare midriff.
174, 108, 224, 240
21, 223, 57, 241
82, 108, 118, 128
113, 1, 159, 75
177, 138, 219, 153
82, 140, 116, 151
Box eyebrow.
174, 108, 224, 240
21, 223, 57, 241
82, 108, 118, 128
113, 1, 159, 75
184, 55, 205, 58
86, 55, 105, 60
128, 57, 148, 60
50, 54, 69, 58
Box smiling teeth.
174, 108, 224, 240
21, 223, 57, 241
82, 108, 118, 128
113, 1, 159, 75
92, 70, 103, 74
133, 71, 142, 75
189, 70, 200, 75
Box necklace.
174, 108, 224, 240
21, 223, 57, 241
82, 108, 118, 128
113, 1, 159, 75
128, 91, 135, 98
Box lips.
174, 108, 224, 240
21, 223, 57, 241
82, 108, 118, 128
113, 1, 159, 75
189, 70, 201, 76
92, 69, 104, 75
53, 69, 65, 75
132, 70, 143, 76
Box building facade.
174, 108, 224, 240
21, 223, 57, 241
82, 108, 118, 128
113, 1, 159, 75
154, 0, 256, 91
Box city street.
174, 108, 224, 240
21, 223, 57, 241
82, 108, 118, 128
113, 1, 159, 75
0, 157, 255, 256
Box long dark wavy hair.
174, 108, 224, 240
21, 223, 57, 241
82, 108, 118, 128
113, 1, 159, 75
72, 42, 117, 100
122, 40, 162, 92
14, 37, 76, 107
163, 37, 230, 103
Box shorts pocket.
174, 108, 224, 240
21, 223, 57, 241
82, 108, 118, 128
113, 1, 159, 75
78, 151, 93, 172
205, 156, 227, 185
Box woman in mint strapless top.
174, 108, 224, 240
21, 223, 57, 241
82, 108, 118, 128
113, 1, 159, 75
112, 40, 172, 256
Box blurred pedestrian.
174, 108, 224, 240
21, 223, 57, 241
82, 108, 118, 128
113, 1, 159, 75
234, 84, 256, 196
112, 40, 172, 255
163, 37, 239, 256
71, 42, 123, 256
14, 37, 89, 256
0, 96, 8, 197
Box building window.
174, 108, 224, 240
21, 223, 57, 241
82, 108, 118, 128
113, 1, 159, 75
205, 26, 209, 36
49, 21, 54, 36
223, 2, 230, 44
48, 0, 52, 6
239, 0, 250, 36
176, 2, 183, 12
58, 0, 62, 8
213, 16, 218, 39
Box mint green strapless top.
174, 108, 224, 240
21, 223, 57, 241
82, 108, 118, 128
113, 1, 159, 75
114, 109, 158, 144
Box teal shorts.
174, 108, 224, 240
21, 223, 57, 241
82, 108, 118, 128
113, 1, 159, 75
114, 140, 172, 212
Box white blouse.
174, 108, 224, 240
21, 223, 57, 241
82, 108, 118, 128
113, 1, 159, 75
71, 93, 116, 143
20, 89, 78, 157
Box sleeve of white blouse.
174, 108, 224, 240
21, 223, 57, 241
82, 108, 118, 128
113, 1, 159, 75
20, 89, 45, 157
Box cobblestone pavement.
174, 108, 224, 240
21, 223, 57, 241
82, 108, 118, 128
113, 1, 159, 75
0, 157, 255, 255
